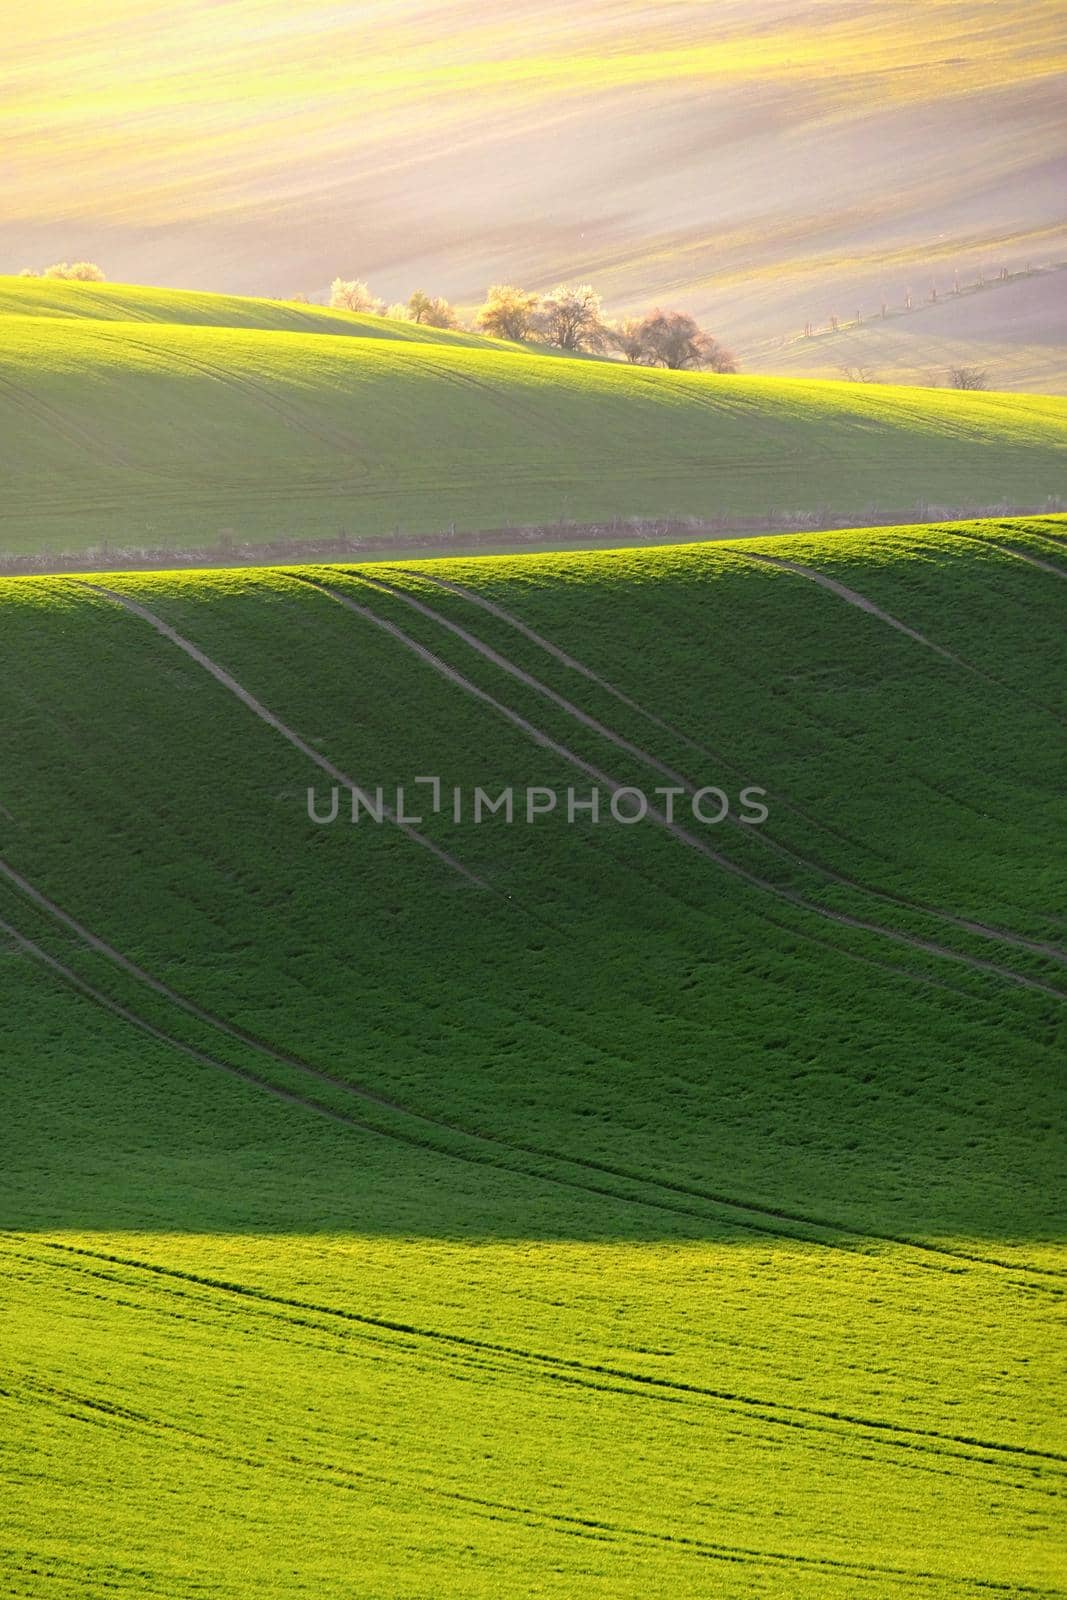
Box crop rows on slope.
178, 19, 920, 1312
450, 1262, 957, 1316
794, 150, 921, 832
4, 550, 1062, 1260
336, 564, 1067, 966
385, 562, 1066, 961
15, 1238, 1066, 1479
8, 858, 1063, 1285
66, 568, 1067, 1006
6, 1222, 1064, 1600
1, 546, 1061, 1245
388, 523, 1065, 940
304, 566, 1066, 999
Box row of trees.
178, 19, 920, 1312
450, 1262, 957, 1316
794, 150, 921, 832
19, 262, 106, 280
328, 278, 737, 371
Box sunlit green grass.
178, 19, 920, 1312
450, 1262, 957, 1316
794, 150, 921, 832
1, 277, 1065, 558
1, 520, 1064, 1595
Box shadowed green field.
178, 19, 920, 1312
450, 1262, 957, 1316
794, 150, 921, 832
2, 278, 1065, 559
2, 518, 1064, 1596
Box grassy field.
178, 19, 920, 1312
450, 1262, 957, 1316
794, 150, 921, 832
2, 278, 1066, 560
2, 516, 1065, 1597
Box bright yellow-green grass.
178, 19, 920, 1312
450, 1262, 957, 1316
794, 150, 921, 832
2, 518, 1064, 1596
1, 277, 1065, 559
0, 274, 513, 345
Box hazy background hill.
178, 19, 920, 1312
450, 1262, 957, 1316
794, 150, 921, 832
4, 0, 1065, 372
745, 264, 1067, 392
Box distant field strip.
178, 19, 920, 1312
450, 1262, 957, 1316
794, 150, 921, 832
1, 277, 1065, 557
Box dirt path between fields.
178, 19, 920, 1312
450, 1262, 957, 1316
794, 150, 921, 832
5, 505, 1060, 579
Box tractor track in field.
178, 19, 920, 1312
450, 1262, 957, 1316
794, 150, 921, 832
397, 563, 915, 865
339, 567, 1066, 967
390, 566, 1063, 939
0, 370, 136, 472
7, 1364, 1054, 1593
70, 581, 486, 891
11, 1274, 1043, 1497
1, 863, 1060, 1284
23, 1238, 1067, 1479
736, 551, 1067, 724
389, 347, 581, 444
943, 528, 1067, 578
310, 578, 1067, 1002
7, 1334, 1038, 1502
94, 329, 369, 461
17, 1256, 1053, 1501
2, 905, 901, 1251
7, 1382, 1057, 1596
9, 579, 1059, 1277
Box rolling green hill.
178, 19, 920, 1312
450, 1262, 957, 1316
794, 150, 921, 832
2, 516, 1065, 1597
0, 274, 516, 345
1, 278, 1065, 561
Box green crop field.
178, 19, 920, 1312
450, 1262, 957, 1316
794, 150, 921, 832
2, 277, 1066, 561
2, 515, 1065, 1597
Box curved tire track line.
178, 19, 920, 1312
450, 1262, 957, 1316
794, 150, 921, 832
3, 862, 1057, 1282
390, 566, 1062, 960
0, 913, 392, 1137
347, 568, 1065, 968
942, 528, 1067, 579
2, 906, 879, 1246
11, 1257, 1040, 1499
0, 370, 137, 471
70, 581, 486, 890
17, 584, 1060, 1272
740, 552, 956, 657
94, 327, 368, 461
10, 1371, 1047, 1593
738, 550, 1066, 724
10, 579, 1063, 1271
31, 1239, 1067, 1474
310, 580, 1066, 1002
